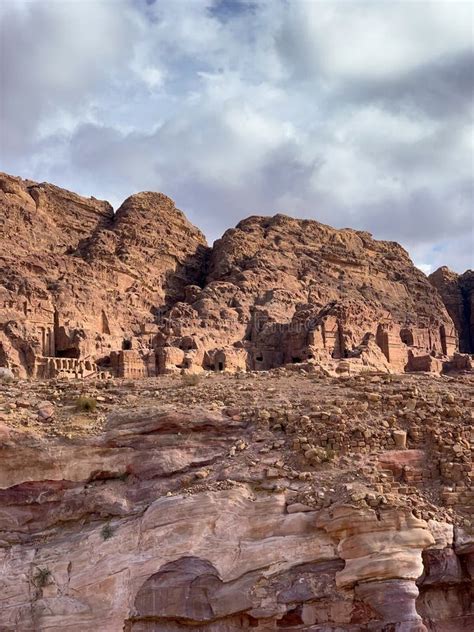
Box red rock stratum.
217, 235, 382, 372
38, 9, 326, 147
1, 172, 468, 380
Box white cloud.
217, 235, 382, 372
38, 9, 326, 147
0, 0, 472, 272
278, 0, 473, 81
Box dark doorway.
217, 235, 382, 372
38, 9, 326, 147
0, 343, 7, 367
376, 325, 390, 361
55, 348, 80, 359
400, 328, 414, 346
440, 325, 447, 355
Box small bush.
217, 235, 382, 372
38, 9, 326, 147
0, 368, 15, 384
75, 396, 97, 412
323, 448, 336, 462
34, 567, 52, 587
181, 374, 201, 387
101, 523, 114, 540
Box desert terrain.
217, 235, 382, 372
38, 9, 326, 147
0, 173, 472, 630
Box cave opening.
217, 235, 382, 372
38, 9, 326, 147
400, 328, 414, 346
0, 343, 7, 367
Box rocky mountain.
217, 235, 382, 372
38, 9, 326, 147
430, 266, 474, 354
0, 173, 472, 631
201, 214, 457, 372
0, 172, 467, 380
0, 173, 208, 378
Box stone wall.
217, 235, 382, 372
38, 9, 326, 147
110, 350, 156, 379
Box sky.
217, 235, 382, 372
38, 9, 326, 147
0, 0, 473, 273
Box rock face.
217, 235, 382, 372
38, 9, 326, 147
0, 173, 208, 379
429, 267, 474, 354
197, 215, 456, 373
0, 382, 472, 632
0, 172, 462, 379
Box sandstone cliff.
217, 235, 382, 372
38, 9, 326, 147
0, 172, 464, 379
0, 370, 472, 631
197, 214, 456, 372
0, 173, 208, 378
0, 172, 473, 631
430, 266, 474, 354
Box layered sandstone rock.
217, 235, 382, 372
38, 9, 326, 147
0, 383, 472, 632
430, 266, 474, 354
1, 173, 472, 630
196, 214, 456, 372
0, 173, 208, 378
0, 172, 463, 379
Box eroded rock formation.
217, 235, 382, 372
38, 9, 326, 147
1, 174, 473, 630
0, 370, 472, 631
193, 214, 457, 373
0, 172, 468, 380
430, 267, 474, 354
0, 173, 208, 379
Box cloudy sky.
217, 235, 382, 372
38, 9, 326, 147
0, 0, 473, 272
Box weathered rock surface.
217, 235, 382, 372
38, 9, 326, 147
430, 266, 474, 354
0, 173, 207, 378
0, 370, 472, 631
198, 214, 456, 372
0, 172, 464, 380
1, 174, 473, 630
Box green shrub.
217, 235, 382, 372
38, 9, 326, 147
101, 523, 114, 540
181, 374, 201, 387
323, 448, 336, 462
34, 567, 52, 587
75, 396, 97, 412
